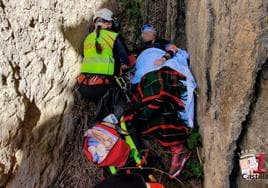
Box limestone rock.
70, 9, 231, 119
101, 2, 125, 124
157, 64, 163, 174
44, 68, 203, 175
0, 0, 104, 187
186, 0, 267, 187
236, 62, 268, 188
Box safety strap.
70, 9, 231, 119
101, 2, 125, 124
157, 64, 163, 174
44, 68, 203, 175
108, 166, 117, 175
114, 76, 131, 102
120, 116, 142, 165
107, 116, 142, 175
77, 75, 110, 85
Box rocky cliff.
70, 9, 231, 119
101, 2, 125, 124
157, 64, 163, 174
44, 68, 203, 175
0, 0, 267, 187
0, 0, 101, 187
186, 0, 267, 187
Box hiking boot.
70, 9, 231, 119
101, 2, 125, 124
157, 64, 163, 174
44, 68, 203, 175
169, 144, 191, 178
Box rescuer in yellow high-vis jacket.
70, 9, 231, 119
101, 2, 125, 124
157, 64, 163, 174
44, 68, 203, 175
77, 8, 135, 105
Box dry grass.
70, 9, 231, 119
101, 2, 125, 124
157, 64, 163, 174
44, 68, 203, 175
139, 140, 202, 188
54, 93, 102, 188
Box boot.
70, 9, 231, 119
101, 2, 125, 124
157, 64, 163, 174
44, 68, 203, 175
169, 144, 191, 178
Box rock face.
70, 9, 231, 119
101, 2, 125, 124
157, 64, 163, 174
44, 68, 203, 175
186, 0, 267, 187
236, 62, 268, 188
0, 0, 104, 187
0, 0, 267, 188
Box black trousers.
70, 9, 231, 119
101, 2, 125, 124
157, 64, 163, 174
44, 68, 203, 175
78, 84, 112, 105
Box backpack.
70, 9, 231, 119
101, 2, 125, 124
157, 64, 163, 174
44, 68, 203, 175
83, 122, 130, 167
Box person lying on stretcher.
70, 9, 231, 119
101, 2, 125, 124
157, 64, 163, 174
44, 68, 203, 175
135, 24, 178, 66
127, 24, 197, 178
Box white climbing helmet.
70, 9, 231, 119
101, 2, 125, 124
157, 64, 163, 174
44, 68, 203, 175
93, 8, 114, 22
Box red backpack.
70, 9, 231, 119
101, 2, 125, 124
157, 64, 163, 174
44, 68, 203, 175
83, 122, 130, 167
